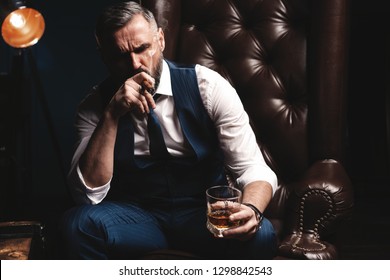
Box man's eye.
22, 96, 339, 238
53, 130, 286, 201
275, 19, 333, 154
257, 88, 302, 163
134, 44, 150, 54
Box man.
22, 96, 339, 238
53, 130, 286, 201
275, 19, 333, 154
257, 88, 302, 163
62, 1, 278, 259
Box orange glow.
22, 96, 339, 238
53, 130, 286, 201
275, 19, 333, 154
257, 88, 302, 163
1, 7, 45, 48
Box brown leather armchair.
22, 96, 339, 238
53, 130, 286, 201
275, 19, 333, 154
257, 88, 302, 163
142, 0, 354, 259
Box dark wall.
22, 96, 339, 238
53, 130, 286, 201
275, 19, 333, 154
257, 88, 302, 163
26, 0, 112, 198
347, 0, 390, 196
0, 1, 118, 221
1, 1, 113, 197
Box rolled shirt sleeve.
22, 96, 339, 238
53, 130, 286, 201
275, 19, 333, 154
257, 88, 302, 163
195, 65, 278, 195
67, 89, 111, 204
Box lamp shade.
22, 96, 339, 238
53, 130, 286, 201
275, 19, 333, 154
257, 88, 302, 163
1, 7, 45, 48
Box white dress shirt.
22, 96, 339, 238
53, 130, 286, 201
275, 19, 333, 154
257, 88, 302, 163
68, 60, 278, 204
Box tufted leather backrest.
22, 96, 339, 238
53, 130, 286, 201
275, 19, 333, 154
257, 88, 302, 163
142, 0, 350, 224
176, 0, 310, 183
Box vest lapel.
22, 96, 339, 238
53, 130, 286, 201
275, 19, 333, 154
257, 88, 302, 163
168, 61, 217, 161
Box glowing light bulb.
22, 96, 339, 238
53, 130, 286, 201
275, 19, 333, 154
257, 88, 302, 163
1, 7, 45, 48
9, 13, 26, 29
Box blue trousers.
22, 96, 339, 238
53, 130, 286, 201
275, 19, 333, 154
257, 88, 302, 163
61, 199, 277, 259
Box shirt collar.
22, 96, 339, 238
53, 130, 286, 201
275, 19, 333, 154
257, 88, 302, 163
155, 59, 173, 97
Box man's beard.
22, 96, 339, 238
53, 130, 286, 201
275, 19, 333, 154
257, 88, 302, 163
147, 55, 163, 92
130, 55, 163, 92
112, 55, 163, 92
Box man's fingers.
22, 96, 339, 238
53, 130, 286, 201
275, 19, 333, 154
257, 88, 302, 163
131, 71, 155, 91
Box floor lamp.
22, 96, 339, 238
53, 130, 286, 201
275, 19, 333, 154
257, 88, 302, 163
1, 1, 69, 216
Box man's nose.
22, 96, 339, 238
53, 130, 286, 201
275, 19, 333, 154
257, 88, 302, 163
130, 52, 142, 70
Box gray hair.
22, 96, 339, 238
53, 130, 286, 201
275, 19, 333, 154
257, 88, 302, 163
95, 1, 157, 47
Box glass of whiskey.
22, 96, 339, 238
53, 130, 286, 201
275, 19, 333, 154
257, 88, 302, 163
206, 185, 242, 238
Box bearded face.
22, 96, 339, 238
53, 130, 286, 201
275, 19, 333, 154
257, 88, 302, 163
98, 14, 165, 90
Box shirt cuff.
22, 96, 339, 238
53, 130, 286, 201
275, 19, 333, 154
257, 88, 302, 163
76, 164, 111, 204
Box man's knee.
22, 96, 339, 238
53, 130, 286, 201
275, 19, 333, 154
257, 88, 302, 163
59, 202, 169, 259
61, 204, 101, 238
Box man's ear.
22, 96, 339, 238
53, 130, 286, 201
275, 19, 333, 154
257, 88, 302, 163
157, 27, 165, 52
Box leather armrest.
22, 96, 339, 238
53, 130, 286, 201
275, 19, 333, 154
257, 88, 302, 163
278, 159, 354, 259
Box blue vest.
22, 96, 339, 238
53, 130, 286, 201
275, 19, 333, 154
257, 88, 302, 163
102, 61, 227, 204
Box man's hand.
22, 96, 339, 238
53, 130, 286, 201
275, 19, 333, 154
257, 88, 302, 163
222, 204, 261, 240
222, 180, 272, 240
107, 71, 156, 119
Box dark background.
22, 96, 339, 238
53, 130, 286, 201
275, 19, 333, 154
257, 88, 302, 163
1, 0, 389, 259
